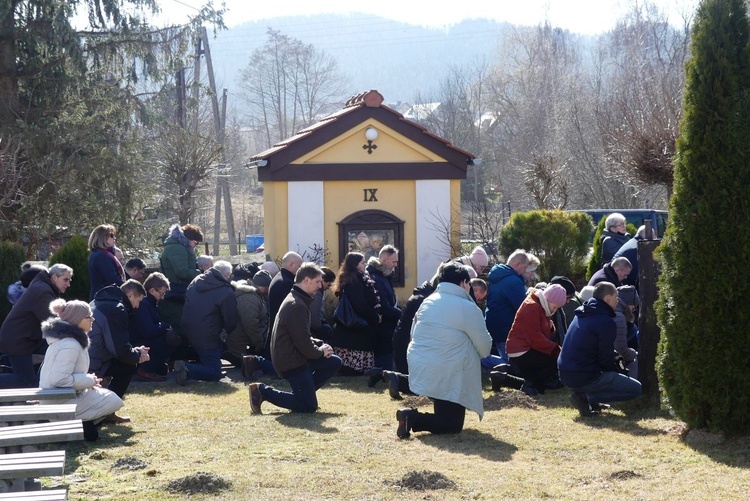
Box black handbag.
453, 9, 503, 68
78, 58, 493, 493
335, 294, 368, 330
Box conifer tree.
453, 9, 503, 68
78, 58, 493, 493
656, 0, 750, 434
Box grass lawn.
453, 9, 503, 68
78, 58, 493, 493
54, 367, 750, 500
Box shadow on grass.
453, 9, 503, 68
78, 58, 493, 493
275, 411, 342, 434
128, 379, 240, 396
61, 423, 140, 473
682, 434, 750, 468
417, 429, 517, 462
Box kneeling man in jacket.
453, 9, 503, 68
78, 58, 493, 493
558, 281, 642, 417
249, 263, 341, 414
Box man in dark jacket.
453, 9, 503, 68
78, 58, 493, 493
587, 257, 632, 288
558, 281, 642, 417
249, 263, 341, 414
366, 245, 401, 370
174, 260, 238, 385
484, 249, 529, 363
89, 279, 150, 422
268, 252, 302, 327
0, 264, 72, 388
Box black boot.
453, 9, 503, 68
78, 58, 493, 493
83, 421, 99, 442
383, 371, 402, 400
366, 368, 384, 388
490, 371, 524, 391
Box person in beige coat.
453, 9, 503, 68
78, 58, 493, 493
40, 299, 123, 441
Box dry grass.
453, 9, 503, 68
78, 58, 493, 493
50, 367, 750, 500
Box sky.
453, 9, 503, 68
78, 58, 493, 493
152, 0, 701, 35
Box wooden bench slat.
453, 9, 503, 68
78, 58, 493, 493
0, 451, 65, 462
0, 420, 83, 447
0, 389, 76, 404
0, 489, 67, 500
0, 450, 65, 480
0, 404, 77, 422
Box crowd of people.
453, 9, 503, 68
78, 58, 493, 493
0, 212, 649, 442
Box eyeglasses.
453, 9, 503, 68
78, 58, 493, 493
157, 289, 168, 297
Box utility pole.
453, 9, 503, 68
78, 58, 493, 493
198, 26, 237, 256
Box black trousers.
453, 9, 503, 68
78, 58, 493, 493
99, 359, 137, 400
410, 398, 466, 435
510, 349, 558, 391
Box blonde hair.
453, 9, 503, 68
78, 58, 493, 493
88, 224, 116, 250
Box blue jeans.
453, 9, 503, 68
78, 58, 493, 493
480, 353, 506, 372
261, 355, 341, 413
374, 353, 394, 371
573, 371, 642, 405
0, 354, 38, 389
186, 347, 223, 382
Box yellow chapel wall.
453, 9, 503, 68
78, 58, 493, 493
323, 180, 416, 302
261, 181, 288, 260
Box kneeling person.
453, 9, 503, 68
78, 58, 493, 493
249, 263, 341, 414
557, 281, 642, 417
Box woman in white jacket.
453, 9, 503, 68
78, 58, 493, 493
397, 263, 493, 439
40, 299, 123, 441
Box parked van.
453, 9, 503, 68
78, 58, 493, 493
573, 209, 668, 238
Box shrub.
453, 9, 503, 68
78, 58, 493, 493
586, 217, 638, 280
656, 0, 750, 435
49, 235, 90, 301
498, 210, 593, 280
0, 241, 26, 324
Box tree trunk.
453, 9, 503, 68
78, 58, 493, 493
0, 1, 19, 128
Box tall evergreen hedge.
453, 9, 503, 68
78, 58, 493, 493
656, 0, 750, 434
48, 235, 90, 301
499, 210, 593, 280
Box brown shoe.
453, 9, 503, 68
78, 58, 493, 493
135, 368, 167, 382
102, 413, 132, 424
249, 382, 264, 414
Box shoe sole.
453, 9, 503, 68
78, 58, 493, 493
249, 385, 263, 414
396, 409, 410, 439
173, 361, 188, 386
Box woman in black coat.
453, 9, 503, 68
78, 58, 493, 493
330, 252, 382, 375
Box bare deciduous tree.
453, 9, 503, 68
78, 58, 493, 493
154, 124, 223, 225
238, 28, 346, 148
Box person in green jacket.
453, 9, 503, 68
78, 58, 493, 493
158, 223, 203, 336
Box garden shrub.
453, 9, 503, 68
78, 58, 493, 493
0, 241, 26, 324
49, 235, 90, 301
498, 210, 593, 280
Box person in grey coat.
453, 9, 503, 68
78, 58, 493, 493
396, 263, 493, 439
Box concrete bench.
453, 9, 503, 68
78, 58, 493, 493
0, 421, 83, 448
0, 389, 75, 405
0, 490, 67, 500
0, 405, 76, 424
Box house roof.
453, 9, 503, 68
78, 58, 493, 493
249, 90, 475, 182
